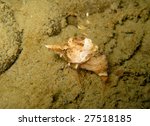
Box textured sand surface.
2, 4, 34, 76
0, 0, 150, 108
0, 0, 22, 74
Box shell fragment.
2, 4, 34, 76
46, 37, 108, 81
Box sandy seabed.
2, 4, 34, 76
0, 0, 150, 108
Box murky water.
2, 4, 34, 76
0, 0, 150, 108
